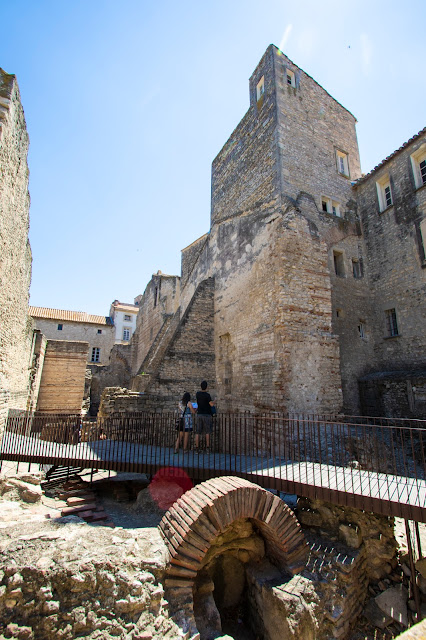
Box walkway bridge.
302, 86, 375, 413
1, 411, 426, 523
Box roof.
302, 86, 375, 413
354, 127, 426, 185
111, 302, 139, 313
29, 307, 113, 326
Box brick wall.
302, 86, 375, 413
0, 69, 34, 434
36, 341, 89, 414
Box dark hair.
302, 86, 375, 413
182, 392, 191, 404
200, 380, 208, 390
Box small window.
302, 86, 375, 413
376, 175, 393, 212
123, 328, 130, 341
358, 322, 366, 338
352, 259, 362, 279
124, 314, 131, 321
286, 69, 295, 88
336, 150, 349, 177
57, 324, 63, 331
91, 347, 101, 362
97, 329, 102, 334
321, 196, 341, 217
385, 308, 399, 338
333, 251, 345, 277
256, 76, 265, 104
410, 144, 426, 189
336, 308, 344, 318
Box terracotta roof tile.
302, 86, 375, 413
29, 307, 113, 326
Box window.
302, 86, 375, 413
411, 144, 426, 189
352, 259, 362, 279
333, 251, 345, 277
97, 329, 102, 334
376, 175, 393, 212
321, 196, 341, 217
57, 324, 63, 331
123, 328, 130, 341
256, 76, 265, 104
358, 322, 366, 338
385, 308, 399, 337
91, 347, 101, 362
336, 150, 349, 177
124, 314, 131, 321
336, 308, 344, 318
285, 69, 295, 87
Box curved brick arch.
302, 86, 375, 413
159, 476, 309, 590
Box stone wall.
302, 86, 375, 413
138, 278, 216, 409
88, 344, 132, 415
0, 69, 34, 434
36, 340, 90, 414
130, 273, 180, 377
353, 131, 426, 412
359, 370, 426, 419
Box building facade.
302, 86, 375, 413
109, 300, 140, 345
29, 308, 115, 366
120, 45, 425, 418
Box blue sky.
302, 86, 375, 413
1, 0, 425, 316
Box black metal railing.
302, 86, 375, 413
2, 410, 426, 520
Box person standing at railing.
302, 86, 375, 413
195, 380, 215, 454
174, 392, 196, 454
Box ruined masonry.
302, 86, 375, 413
101, 44, 425, 419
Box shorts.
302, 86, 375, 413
196, 414, 213, 435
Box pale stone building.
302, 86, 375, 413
109, 45, 425, 419
109, 300, 139, 344
29, 307, 115, 366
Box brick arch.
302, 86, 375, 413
159, 476, 309, 590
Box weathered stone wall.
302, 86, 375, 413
211, 47, 280, 227
143, 278, 216, 408
0, 69, 34, 433
359, 370, 426, 419
130, 273, 180, 377
88, 344, 132, 415
354, 132, 426, 407
32, 318, 115, 366
36, 341, 90, 414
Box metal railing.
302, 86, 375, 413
2, 410, 426, 521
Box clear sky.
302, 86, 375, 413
1, 0, 424, 316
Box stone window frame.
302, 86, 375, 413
352, 258, 363, 279
333, 250, 345, 277
410, 143, 426, 190
285, 68, 296, 88
376, 174, 393, 212
335, 149, 350, 178
321, 196, 341, 217
384, 308, 399, 339
123, 327, 131, 341
256, 76, 265, 105
420, 218, 426, 267
91, 347, 101, 363
358, 321, 366, 339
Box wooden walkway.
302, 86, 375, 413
2, 432, 426, 522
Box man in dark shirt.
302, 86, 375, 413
195, 380, 214, 453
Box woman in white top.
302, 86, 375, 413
174, 391, 196, 453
